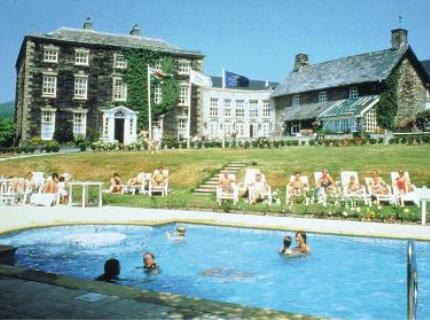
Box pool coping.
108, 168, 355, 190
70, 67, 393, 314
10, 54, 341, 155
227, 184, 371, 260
0, 263, 322, 320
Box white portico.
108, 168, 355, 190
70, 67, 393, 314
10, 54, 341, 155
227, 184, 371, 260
101, 106, 138, 144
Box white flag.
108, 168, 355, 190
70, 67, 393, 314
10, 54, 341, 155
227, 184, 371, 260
190, 69, 212, 87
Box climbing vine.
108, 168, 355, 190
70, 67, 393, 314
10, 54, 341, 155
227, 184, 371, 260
124, 49, 179, 129
376, 67, 400, 130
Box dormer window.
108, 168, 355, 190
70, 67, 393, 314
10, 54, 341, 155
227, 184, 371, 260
349, 86, 359, 99
75, 49, 89, 66
292, 94, 300, 106
319, 91, 328, 103
114, 53, 127, 69
43, 46, 59, 63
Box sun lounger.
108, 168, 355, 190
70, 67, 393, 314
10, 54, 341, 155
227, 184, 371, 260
340, 171, 370, 206
149, 169, 169, 196
216, 173, 239, 204
364, 176, 396, 205
285, 175, 309, 205
390, 171, 419, 206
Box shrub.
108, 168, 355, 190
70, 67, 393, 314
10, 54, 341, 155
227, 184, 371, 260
369, 138, 377, 144
54, 121, 74, 143
41, 140, 60, 153
0, 119, 15, 147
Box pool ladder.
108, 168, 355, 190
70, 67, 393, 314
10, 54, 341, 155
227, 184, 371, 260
407, 240, 418, 320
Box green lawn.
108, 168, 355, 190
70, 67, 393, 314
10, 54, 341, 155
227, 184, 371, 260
0, 145, 429, 221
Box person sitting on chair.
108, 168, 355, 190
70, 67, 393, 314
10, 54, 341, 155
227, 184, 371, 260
317, 169, 336, 195
58, 175, 69, 204
109, 173, 123, 193
369, 170, 389, 195
152, 168, 167, 187
346, 175, 362, 195
43, 173, 59, 194
249, 173, 267, 204
289, 172, 306, 196
218, 171, 233, 193
396, 169, 414, 194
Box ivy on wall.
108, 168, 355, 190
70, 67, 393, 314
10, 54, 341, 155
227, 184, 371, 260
376, 67, 400, 130
124, 49, 179, 129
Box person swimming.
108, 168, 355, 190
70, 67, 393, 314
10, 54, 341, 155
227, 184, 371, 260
94, 258, 121, 282
143, 252, 159, 273
279, 235, 293, 255
166, 225, 186, 241
294, 231, 311, 254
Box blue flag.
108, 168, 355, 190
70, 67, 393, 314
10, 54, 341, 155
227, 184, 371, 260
224, 70, 249, 88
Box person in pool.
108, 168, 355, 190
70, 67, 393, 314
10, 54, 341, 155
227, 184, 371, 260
143, 252, 159, 273
294, 231, 311, 254
166, 225, 186, 241
279, 235, 293, 255
95, 258, 121, 282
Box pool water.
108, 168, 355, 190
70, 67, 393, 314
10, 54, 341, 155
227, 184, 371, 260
1, 224, 429, 320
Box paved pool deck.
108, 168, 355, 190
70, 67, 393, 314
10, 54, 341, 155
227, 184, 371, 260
0, 205, 429, 319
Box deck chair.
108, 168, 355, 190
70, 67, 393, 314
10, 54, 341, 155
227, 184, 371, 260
248, 173, 272, 205
364, 176, 395, 205
285, 175, 309, 205
30, 176, 60, 206
0, 178, 18, 205
340, 171, 370, 206
149, 169, 169, 196
31, 172, 45, 192
216, 173, 239, 204
313, 171, 340, 204
238, 168, 261, 196
390, 172, 419, 206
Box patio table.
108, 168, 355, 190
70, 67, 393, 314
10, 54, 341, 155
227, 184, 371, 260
415, 187, 430, 225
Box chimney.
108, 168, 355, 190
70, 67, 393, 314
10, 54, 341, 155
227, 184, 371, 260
83, 17, 93, 31
391, 28, 408, 50
293, 53, 309, 72
129, 24, 141, 36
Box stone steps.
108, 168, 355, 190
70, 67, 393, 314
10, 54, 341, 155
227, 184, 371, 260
192, 162, 247, 196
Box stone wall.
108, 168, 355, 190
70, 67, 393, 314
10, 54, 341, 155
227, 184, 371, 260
396, 56, 429, 125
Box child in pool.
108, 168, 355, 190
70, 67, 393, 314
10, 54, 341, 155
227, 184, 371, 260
279, 235, 293, 255
166, 225, 186, 241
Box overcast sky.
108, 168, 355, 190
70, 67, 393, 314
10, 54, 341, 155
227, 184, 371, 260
0, 0, 429, 102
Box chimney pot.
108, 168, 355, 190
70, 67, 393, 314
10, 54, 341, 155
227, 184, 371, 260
130, 24, 141, 36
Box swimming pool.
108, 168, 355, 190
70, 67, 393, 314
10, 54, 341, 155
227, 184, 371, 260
1, 224, 429, 320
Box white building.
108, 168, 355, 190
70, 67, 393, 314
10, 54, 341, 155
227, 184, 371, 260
202, 77, 278, 140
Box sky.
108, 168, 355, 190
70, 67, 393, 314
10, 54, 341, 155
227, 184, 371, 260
0, 0, 429, 103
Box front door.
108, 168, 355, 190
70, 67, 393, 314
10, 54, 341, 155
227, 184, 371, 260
114, 118, 124, 143
250, 124, 254, 138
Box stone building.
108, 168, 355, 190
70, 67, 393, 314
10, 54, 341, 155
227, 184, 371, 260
14, 18, 204, 143
202, 77, 278, 139
272, 29, 430, 135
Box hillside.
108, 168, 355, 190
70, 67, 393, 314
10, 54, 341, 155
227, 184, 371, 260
0, 100, 14, 119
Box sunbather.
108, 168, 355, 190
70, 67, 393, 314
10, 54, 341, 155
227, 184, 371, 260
109, 173, 123, 193
346, 175, 362, 195
395, 169, 414, 194
218, 171, 233, 193
369, 170, 389, 195
249, 173, 268, 204
151, 168, 167, 187
289, 172, 306, 196
317, 169, 336, 195
43, 173, 59, 194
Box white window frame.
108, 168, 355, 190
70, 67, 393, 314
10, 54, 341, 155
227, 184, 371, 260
72, 111, 87, 137
42, 73, 57, 98
114, 53, 127, 69
41, 108, 56, 140
73, 75, 88, 100
262, 100, 270, 118
261, 122, 271, 137
75, 49, 89, 66
319, 91, 328, 103
154, 85, 162, 104
179, 85, 190, 106
364, 109, 378, 132
177, 118, 188, 140
292, 94, 300, 106
178, 60, 190, 75
349, 86, 359, 99
112, 77, 127, 102
43, 46, 59, 63
235, 100, 244, 117
249, 100, 258, 118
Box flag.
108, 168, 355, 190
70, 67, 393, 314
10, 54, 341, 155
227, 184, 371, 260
148, 66, 172, 80
190, 69, 212, 87
224, 70, 249, 88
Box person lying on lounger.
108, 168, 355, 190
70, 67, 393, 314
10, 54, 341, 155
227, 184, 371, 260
369, 170, 389, 195
317, 169, 336, 195
395, 170, 414, 194
43, 173, 59, 194
289, 172, 307, 196
151, 168, 167, 187
218, 171, 233, 193
109, 173, 123, 193
346, 175, 362, 195
249, 173, 268, 204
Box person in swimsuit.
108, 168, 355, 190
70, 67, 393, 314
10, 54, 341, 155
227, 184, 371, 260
396, 170, 413, 194
369, 170, 389, 195
279, 235, 293, 255
346, 175, 362, 195
294, 231, 311, 254
289, 172, 306, 196
143, 252, 159, 273
95, 258, 121, 282
109, 173, 123, 193
218, 171, 233, 193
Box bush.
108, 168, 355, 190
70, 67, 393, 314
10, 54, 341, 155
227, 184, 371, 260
21, 142, 36, 153
0, 119, 15, 147
41, 140, 60, 153
54, 121, 74, 143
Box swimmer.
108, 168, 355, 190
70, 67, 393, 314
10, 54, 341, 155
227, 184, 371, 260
279, 235, 293, 255
94, 258, 120, 282
294, 231, 311, 254
166, 225, 186, 241
143, 252, 159, 273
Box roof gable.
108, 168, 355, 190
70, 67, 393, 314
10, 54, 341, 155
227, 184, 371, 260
273, 47, 408, 97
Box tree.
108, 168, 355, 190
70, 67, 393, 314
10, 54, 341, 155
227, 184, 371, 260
0, 118, 15, 147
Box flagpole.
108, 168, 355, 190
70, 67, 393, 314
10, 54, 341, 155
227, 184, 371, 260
147, 64, 152, 140
221, 68, 225, 148
187, 71, 192, 149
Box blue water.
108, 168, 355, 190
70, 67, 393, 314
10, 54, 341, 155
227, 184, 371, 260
1, 224, 429, 320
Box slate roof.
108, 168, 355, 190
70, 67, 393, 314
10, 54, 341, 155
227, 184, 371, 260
210, 76, 279, 90
26, 27, 203, 57
273, 46, 409, 97
318, 95, 380, 118
421, 59, 430, 79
